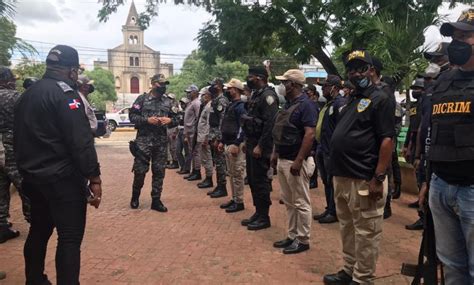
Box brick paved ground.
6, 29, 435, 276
0, 130, 422, 284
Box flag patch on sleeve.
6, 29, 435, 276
69, 99, 81, 110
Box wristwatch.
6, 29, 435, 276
374, 173, 386, 183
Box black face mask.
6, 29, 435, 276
224, 90, 232, 101
246, 79, 257, 90
412, 90, 423, 99
448, 40, 473, 66
154, 86, 167, 95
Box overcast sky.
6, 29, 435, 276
12, 1, 470, 73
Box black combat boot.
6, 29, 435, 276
197, 176, 213, 188
225, 202, 244, 213
177, 168, 190, 175
207, 186, 219, 196
151, 199, 168, 212
167, 161, 179, 169
0, 225, 20, 244
130, 191, 140, 209
210, 185, 227, 198
392, 183, 401, 199
247, 215, 271, 231
187, 170, 202, 181
241, 212, 259, 226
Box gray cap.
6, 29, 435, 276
185, 84, 199, 92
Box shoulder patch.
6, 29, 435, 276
328, 106, 334, 115
171, 106, 179, 113
357, 98, 371, 113
56, 81, 74, 93
217, 104, 223, 112
266, 95, 275, 105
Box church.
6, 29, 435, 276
94, 1, 173, 108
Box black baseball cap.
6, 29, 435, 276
248, 67, 268, 78
344, 49, 373, 67
317, 74, 342, 88
46, 45, 80, 67
410, 78, 425, 89
423, 42, 449, 60
441, 8, 474, 36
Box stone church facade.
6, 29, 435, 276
94, 1, 173, 109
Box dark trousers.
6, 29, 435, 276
245, 143, 272, 216
391, 149, 401, 186
23, 174, 87, 285
316, 151, 336, 216
176, 129, 190, 171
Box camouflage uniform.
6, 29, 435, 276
166, 96, 179, 164
208, 94, 229, 186
0, 88, 30, 225
129, 92, 178, 201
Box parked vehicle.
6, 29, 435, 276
94, 111, 111, 138
106, 108, 134, 131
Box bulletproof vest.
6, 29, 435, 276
272, 102, 302, 146
138, 94, 173, 135
429, 70, 474, 162
221, 101, 244, 142
242, 86, 277, 137
209, 95, 228, 128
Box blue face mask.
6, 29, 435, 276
357, 77, 370, 89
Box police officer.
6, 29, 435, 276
129, 74, 178, 212
166, 93, 180, 169
324, 50, 395, 285
423, 10, 474, 284
271, 69, 317, 254
313, 74, 345, 224
403, 78, 425, 231
14, 45, 102, 285
207, 78, 229, 198
176, 97, 190, 174
218, 79, 247, 213
241, 67, 279, 231
0, 66, 30, 244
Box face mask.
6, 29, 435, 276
241, 95, 248, 102
246, 79, 257, 90
448, 40, 473, 66
224, 90, 232, 101
425, 62, 441, 78
412, 90, 423, 99
154, 86, 166, 95
351, 77, 370, 89
276, 83, 286, 97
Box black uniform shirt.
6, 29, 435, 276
330, 85, 395, 180
14, 71, 100, 183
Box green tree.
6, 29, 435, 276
85, 67, 117, 111
98, 0, 470, 82
166, 50, 248, 99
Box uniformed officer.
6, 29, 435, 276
271, 69, 317, 254
129, 74, 178, 212
166, 93, 180, 169
241, 67, 279, 231
183, 84, 202, 179
176, 97, 190, 174
424, 10, 474, 285
14, 45, 102, 285
324, 50, 395, 285
0, 66, 30, 244
313, 74, 345, 224
207, 78, 229, 198
403, 78, 425, 231
218, 79, 247, 213
196, 87, 214, 189
77, 75, 98, 134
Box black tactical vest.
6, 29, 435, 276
209, 95, 228, 128
429, 70, 474, 162
241, 86, 277, 138
272, 102, 302, 146
221, 101, 244, 143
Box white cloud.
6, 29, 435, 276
14, 0, 63, 25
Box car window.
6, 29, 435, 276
120, 108, 130, 115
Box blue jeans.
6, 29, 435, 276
429, 174, 474, 285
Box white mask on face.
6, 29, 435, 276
424, 62, 441, 78
276, 83, 286, 98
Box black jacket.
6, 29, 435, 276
14, 71, 100, 183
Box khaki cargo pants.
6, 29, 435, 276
333, 176, 388, 285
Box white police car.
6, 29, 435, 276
105, 108, 134, 131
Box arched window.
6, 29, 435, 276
134, 36, 138, 44
135, 57, 139, 66
129, 57, 134, 66
130, 77, 139, 94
